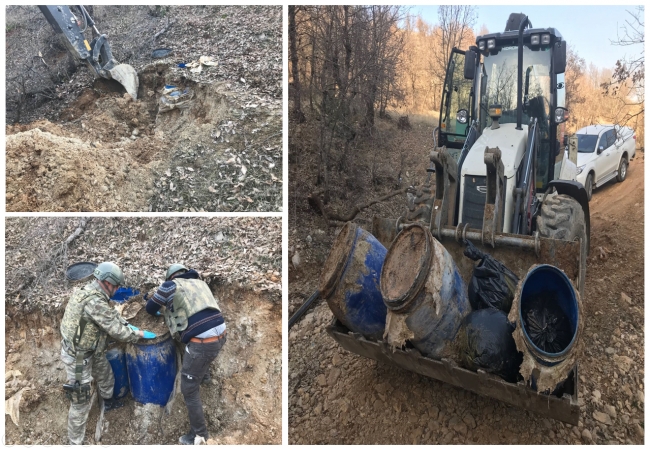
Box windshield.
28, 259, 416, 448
479, 46, 552, 130
576, 134, 598, 153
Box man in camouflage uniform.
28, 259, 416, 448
145, 263, 226, 445
60, 262, 155, 445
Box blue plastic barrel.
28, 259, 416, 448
518, 264, 579, 366
106, 343, 130, 399
380, 224, 470, 358
319, 222, 388, 341
112, 287, 140, 303
126, 336, 177, 406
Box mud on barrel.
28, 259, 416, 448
380, 224, 470, 359
319, 222, 388, 341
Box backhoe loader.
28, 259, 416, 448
38, 6, 139, 100
326, 13, 589, 425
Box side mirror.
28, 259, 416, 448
464, 50, 476, 80
554, 107, 569, 124
553, 41, 567, 74
597, 145, 604, 154
563, 135, 568, 146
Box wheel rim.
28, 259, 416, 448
621, 161, 627, 179
587, 176, 592, 198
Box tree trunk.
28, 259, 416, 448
288, 6, 305, 123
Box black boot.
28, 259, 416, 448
202, 373, 211, 385
103, 397, 125, 411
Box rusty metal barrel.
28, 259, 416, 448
380, 223, 470, 358
319, 222, 388, 341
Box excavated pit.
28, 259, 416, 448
4, 286, 281, 445
6, 63, 282, 212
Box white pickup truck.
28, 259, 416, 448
575, 124, 636, 201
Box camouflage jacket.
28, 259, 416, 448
60, 280, 140, 353
161, 277, 221, 336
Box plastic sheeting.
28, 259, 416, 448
464, 240, 519, 313
457, 308, 523, 383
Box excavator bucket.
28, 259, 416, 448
108, 64, 139, 100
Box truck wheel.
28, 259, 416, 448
585, 173, 593, 201
537, 194, 587, 294
616, 156, 628, 182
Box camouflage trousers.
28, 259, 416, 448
60, 341, 114, 445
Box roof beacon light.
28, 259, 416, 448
478, 40, 486, 51
530, 34, 540, 45
541, 34, 551, 45
489, 104, 502, 130
487, 38, 496, 50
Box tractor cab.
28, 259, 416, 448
437, 13, 570, 233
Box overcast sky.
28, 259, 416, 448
410, 5, 644, 71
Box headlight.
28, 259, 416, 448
541, 34, 551, 45
478, 40, 485, 51
530, 34, 540, 45
577, 165, 585, 175
487, 39, 496, 49
456, 109, 468, 124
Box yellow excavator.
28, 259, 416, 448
38, 5, 139, 100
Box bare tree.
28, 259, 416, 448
565, 46, 586, 130
289, 6, 305, 123
431, 6, 477, 107
602, 6, 644, 128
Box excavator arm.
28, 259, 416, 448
38, 5, 139, 100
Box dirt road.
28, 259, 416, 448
288, 121, 644, 444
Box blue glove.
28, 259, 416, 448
143, 331, 157, 339
127, 324, 140, 332
155, 310, 162, 317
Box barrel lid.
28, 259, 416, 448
65, 262, 98, 281
380, 224, 432, 310
319, 222, 358, 299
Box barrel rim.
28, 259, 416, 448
65, 261, 98, 281
381, 223, 433, 311
519, 264, 579, 361
319, 222, 358, 299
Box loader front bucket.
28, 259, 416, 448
108, 64, 139, 100
334, 220, 586, 424
327, 317, 580, 425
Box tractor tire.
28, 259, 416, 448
585, 173, 593, 201
616, 156, 628, 182
537, 194, 587, 295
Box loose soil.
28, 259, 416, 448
5, 217, 281, 445
289, 114, 644, 444
6, 6, 282, 212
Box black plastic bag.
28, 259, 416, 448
457, 308, 523, 383
464, 240, 519, 313
521, 291, 572, 354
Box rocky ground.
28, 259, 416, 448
5, 6, 282, 212
288, 115, 644, 444
5, 217, 282, 444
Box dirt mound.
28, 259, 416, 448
6, 124, 157, 212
